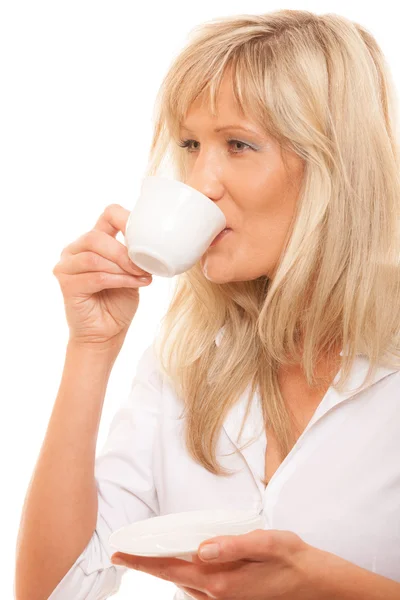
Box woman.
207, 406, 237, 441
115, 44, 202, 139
16, 9, 400, 600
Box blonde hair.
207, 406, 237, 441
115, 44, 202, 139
144, 9, 400, 486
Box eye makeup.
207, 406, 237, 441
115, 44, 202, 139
177, 137, 260, 154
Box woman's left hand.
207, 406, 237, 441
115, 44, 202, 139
111, 528, 333, 599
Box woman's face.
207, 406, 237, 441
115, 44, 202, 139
180, 71, 305, 283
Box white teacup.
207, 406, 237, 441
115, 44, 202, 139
124, 175, 227, 277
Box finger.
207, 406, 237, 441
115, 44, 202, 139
178, 585, 207, 599
93, 203, 131, 237
57, 251, 143, 277
56, 271, 152, 295
197, 529, 305, 564
111, 554, 211, 594
190, 554, 205, 565
61, 230, 151, 277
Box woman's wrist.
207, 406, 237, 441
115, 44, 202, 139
309, 546, 400, 600
67, 335, 125, 361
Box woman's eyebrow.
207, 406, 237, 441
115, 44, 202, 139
180, 124, 260, 135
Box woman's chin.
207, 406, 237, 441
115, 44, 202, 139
200, 255, 234, 282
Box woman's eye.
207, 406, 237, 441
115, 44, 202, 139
177, 138, 252, 154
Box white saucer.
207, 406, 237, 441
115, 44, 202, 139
109, 508, 267, 560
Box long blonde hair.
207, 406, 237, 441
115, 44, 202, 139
144, 10, 400, 486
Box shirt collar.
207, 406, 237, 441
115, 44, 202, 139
217, 325, 399, 446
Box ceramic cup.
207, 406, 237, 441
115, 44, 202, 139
124, 175, 227, 277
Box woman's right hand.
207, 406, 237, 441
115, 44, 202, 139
52, 204, 153, 351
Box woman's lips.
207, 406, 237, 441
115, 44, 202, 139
210, 228, 232, 246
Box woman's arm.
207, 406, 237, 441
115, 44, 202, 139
316, 549, 400, 599
15, 341, 118, 600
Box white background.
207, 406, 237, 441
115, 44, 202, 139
2, 1, 399, 598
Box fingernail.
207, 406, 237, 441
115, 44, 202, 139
138, 276, 151, 281
112, 557, 125, 566
199, 544, 220, 560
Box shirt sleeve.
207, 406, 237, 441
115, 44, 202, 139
48, 341, 162, 599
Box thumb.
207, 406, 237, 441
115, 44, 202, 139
197, 529, 301, 563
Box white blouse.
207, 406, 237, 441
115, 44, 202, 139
48, 328, 400, 599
